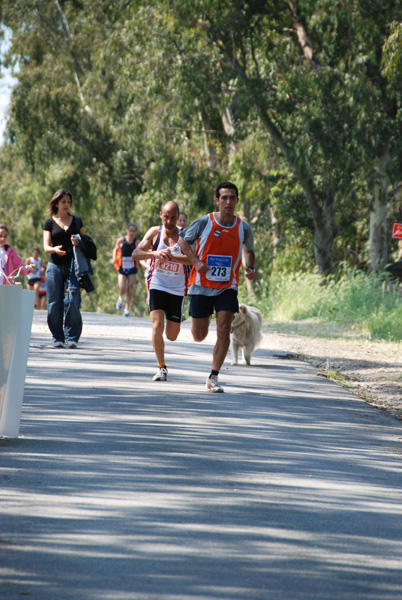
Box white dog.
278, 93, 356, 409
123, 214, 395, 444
230, 304, 262, 365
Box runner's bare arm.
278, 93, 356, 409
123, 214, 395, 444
132, 227, 172, 262
170, 254, 192, 265
178, 238, 210, 273
111, 236, 124, 264
244, 249, 256, 280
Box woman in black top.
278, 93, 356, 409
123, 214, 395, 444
43, 189, 84, 348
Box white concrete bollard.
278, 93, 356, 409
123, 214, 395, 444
0, 285, 35, 437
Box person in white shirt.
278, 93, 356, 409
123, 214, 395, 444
26, 248, 43, 308
132, 201, 191, 381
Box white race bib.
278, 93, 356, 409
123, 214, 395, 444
122, 257, 134, 270
206, 255, 232, 282
157, 261, 181, 277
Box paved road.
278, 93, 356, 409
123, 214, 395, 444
1, 311, 402, 600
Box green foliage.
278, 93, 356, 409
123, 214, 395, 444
1, 0, 402, 286
382, 21, 402, 105
257, 266, 402, 341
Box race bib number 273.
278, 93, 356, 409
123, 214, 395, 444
206, 255, 232, 282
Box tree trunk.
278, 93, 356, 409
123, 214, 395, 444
222, 55, 334, 275
313, 169, 335, 275
270, 206, 280, 262
208, 91, 237, 162
369, 197, 388, 272
241, 197, 255, 300
54, 0, 92, 115
314, 216, 333, 275
196, 109, 218, 169
369, 150, 389, 272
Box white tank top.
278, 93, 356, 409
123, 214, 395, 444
27, 257, 42, 280
147, 228, 187, 296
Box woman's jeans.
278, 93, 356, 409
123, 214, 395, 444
46, 262, 82, 344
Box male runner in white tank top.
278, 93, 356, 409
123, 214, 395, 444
132, 201, 191, 381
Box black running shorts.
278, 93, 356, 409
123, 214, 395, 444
189, 288, 239, 319
149, 289, 185, 323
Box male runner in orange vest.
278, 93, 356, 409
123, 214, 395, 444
179, 182, 255, 392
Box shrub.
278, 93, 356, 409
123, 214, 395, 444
252, 267, 402, 341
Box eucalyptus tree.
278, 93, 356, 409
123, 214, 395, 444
2, 0, 402, 280
0, 1, 242, 311
0, 1, 233, 228
0, 1, 167, 312
382, 19, 402, 230
0, 1, 145, 225
162, 0, 402, 274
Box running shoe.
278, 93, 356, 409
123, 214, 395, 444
124, 309, 130, 317
53, 341, 64, 349
205, 375, 224, 393
153, 366, 168, 381
116, 298, 123, 311
66, 341, 77, 349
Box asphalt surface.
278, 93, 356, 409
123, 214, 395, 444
1, 311, 402, 600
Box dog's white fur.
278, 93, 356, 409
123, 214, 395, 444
230, 304, 262, 365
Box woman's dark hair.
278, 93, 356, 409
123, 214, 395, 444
0, 224, 9, 233
49, 189, 73, 216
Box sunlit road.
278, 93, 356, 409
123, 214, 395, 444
1, 312, 402, 599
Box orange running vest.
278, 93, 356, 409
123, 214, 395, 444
188, 212, 245, 290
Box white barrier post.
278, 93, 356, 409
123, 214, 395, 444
0, 286, 35, 438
